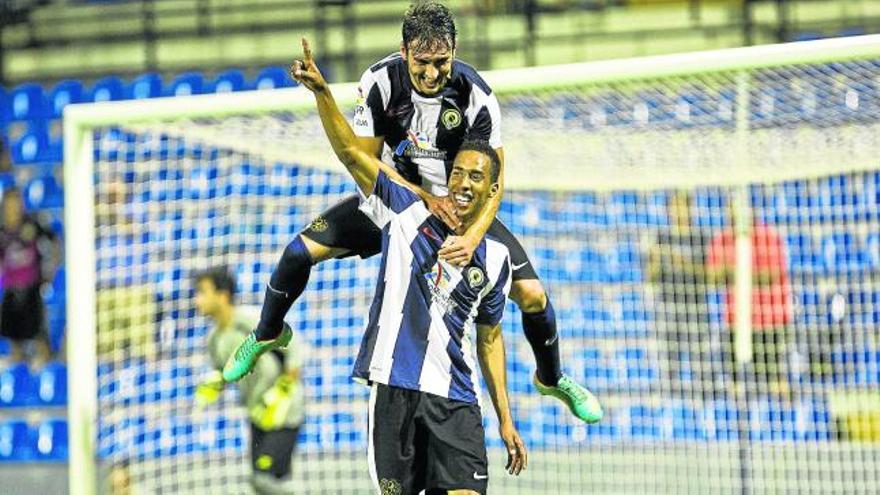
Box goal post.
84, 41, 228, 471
66, 34, 880, 494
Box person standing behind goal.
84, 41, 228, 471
193, 267, 305, 495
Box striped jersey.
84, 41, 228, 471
353, 53, 502, 196
352, 171, 512, 404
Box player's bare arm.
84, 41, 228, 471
477, 321, 528, 476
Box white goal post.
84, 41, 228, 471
65, 34, 880, 495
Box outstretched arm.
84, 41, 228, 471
477, 322, 528, 475
291, 38, 381, 195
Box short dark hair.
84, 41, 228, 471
458, 139, 501, 183
402, 1, 457, 53
194, 266, 237, 300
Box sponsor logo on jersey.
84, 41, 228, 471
441, 108, 463, 130
393, 132, 447, 161
423, 262, 458, 315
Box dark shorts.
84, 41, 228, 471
250, 422, 301, 480
303, 193, 539, 281
1, 285, 47, 342
368, 383, 489, 495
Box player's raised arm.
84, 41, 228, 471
477, 322, 528, 476
291, 38, 381, 195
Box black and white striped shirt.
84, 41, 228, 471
353, 53, 502, 196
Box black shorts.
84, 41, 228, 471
368, 383, 489, 495
303, 194, 539, 281
250, 422, 301, 480
1, 285, 47, 342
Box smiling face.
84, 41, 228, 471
447, 149, 499, 226
402, 39, 454, 96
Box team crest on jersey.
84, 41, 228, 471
441, 108, 462, 130
379, 479, 402, 495
308, 217, 328, 233
466, 267, 485, 289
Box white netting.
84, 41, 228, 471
83, 46, 880, 494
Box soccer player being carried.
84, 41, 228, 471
193, 267, 306, 495
298, 38, 526, 494
224, 1, 601, 425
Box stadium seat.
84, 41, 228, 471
0, 419, 33, 461
786, 233, 822, 274
48, 80, 85, 118
9, 83, 48, 121
167, 71, 205, 97
0, 86, 8, 123
629, 405, 663, 438
211, 69, 248, 93
615, 347, 659, 389
0, 363, 34, 407
10, 125, 49, 165
253, 66, 293, 90
34, 419, 68, 461
127, 73, 163, 100
864, 233, 880, 270
821, 232, 863, 274
36, 362, 68, 406
89, 76, 126, 103
24, 175, 64, 209
0, 338, 8, 357
692, 188, 727, 227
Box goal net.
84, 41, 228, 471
66, 35, 880, 494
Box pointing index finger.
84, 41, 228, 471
301, 38, 313, 64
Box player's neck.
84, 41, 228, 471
213, 305, 235, 330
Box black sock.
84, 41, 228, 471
522, 299, 562, 386
254, 235, 314, 340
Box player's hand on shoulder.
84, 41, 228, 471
500, 420, 528, 476
290, 37, 328, 93
438, 233, 478, 267
424, 194, 460, 231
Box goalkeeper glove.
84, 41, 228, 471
249, 375, 297, 430
195, 370, 225, 409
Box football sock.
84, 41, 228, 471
522, 299, 563, 387
254, 235, 314, 340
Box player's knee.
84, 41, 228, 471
511, 279, 547, 313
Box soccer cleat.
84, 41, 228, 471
533, 373, 603, 424
222, 324, 293, 382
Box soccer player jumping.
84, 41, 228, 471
294, 37, 525, 494
224, 1, 601, 424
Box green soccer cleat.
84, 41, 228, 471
534, 373, 604, 424
223, 324, 293, 383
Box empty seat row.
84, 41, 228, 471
0, 362, 67, 407
0, 418, 67, 462
0, 67, 297, 123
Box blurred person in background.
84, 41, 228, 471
0, 186, 60, 365
193, 267, 306, 495
706, 201, 792, 398
646, 191, 715, 399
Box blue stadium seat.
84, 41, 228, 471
10, 125, 50, 165
0, 419, 33, 461
34, 419, 68, 461
615, 347, 658, 389
253, 66, 293, 90
786, 233, 821, 274
578, 347, 617, 391
24, 175, 64, 209
864, 233, 880, 270
211, 69, 248, 93
0, 363, 34, 407
127, 73, 163, 100
48, 80, 85, 118
692, 188, 727, 227
670, 404, 705, 440
821, 232, 863, 274
89, 76, 126, 102
9, 83, 48, 121
167, 72, 205, 97
0, 338, 8, 357
36, 362, 67, 406
629, 405, 663, 438
0, 86, 8, 123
